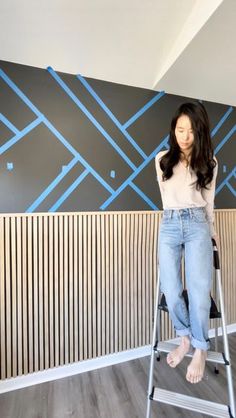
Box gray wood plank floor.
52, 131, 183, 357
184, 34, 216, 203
0, 334, 235, 418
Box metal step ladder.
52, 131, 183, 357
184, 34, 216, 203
146, 239, 235, 418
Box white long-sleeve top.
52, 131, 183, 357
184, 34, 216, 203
155, 150, 218, 237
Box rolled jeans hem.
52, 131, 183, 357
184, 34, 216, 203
175, 328, 191, 337
191, 337, 210, 351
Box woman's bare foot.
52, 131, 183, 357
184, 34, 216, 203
186, 348, 207, 383
167, 336, 191, 368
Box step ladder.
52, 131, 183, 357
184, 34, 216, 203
146, 239, 235, 418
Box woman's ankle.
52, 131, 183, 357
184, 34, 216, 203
181, 335, 190, 345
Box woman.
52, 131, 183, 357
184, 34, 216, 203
155, 101, 218, 384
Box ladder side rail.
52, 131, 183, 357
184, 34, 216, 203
214, 242, 235, 418
146, 267, 161, 418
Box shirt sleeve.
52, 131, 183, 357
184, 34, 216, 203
201, 157, 218, 237
155, 151, 165, 207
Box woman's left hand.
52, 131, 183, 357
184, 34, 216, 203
212, 234, 220, 249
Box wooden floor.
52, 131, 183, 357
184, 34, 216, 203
0, 334, 235, 418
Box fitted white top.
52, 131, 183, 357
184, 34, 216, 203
155, 150, 218, 237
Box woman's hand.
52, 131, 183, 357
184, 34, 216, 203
212, 234, 220, 249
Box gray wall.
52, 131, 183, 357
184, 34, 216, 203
0, 60, 235, 213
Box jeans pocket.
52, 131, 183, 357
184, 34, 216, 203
162, 214, 170, 224
192, 211, 207, 223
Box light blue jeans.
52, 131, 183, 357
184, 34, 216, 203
158, 207, 213, 350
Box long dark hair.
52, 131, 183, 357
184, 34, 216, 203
160, 101, 216, 189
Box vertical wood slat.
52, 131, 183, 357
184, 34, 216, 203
16, 217, 23, 376
113, 214, 118, 352
145, 214, 151, 344
118, 213, 122, 352
105, 215, 110, 354
22, 217, 28, 374
11, 217, 17, 377
49, 216, 54, 368
0, 217, 6, 379
92, 214, 97, 358
133, 214, 138, 347
109, 215, 114, 353
64, 216, 69, 365
96, 215, 101, 357
83, 215, 88, 360
73, 215, 78, 362
43, 216, 49, 370
130, 213, 134, 349
87, 215, 92, 359
78, 215, 83, 361
126, 214, 130, 350
0, 210, 235, 381
137, 214, 142, 347
38, 216, 44, 371
141, 214, 147, 346
122, 214, 127, 350
5, 217, 11, 378
59, 215, 64, 365
33, 216, 39, 372
69, 215, 74, 364
54, 216, 59, 367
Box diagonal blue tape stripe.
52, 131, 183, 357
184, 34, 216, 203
215, 168, 235, 195
0, 68, 129, 208
47, 67, 137, 170
49, 169, 90, 212
26, 157, 79, 212
0, 117, 43, 154
214, 125, 236, 154
130, 182, 158, 210
211, 106, 233, 137
42, 118, 114, 194
226, 181, 236, 197
100, 136, 169, 210
0, 113, 19, 134
77, 74, 147, 159
0, 69, 41, 117
123, 91, 165, 129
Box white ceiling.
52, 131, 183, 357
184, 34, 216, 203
0, 0, 235, 106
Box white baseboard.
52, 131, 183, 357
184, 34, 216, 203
0, 323, 235, 394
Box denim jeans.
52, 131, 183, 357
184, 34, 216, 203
158, 207, 213, 350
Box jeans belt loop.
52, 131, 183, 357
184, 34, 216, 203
190, 208, 193, 219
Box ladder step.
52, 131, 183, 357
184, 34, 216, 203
156, 341, 226, 364
152, 388, 230, 418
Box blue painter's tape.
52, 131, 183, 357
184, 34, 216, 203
49, 169, 90, 212
0, 113, 19, 134
0, 117, 43, 155
123, 91, 165, 129
215, 168, 236, 195
100, 135, 169, 210
7, 162, 14, 171
227, 182, 236, 197
0, 69, 41, 117
77, 74, 147, 159
110, 170, 116, 178
214, 125, 236, 154
211, 107, 233, 137
47, 67, 137, 171
129, 182, 158, 210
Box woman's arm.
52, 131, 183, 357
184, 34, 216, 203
202, 158, 218, 238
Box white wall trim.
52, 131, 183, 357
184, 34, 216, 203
0, 323, 235, 394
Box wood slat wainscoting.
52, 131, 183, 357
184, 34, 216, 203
0, 210, 235, 380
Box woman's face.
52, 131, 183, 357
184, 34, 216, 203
175, 114, 194, 154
